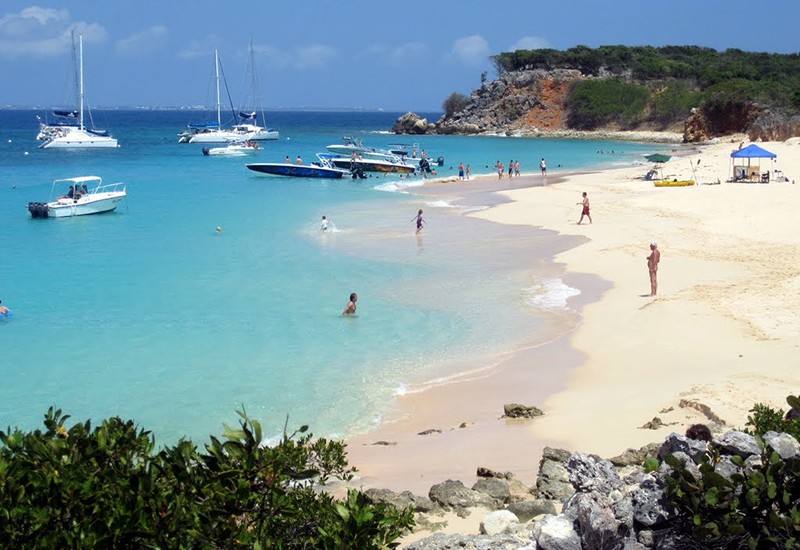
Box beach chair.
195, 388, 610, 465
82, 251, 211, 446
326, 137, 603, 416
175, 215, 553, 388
761, 172, 770, 183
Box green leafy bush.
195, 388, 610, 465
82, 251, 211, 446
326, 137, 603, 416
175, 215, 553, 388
745, 395, 800, 441
663, 443, 800, 549
663, 395, 800, 549
566, 79, 649, 129
0, 407, 414, 548
442, 92, 470, 118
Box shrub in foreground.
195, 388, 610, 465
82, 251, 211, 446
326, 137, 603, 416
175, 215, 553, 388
0, 407, 414, 548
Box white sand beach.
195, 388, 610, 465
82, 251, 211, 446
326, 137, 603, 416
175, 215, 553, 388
345, 137, 800, 541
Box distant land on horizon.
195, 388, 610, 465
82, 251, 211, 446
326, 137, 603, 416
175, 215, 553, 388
0, 105, 443, 114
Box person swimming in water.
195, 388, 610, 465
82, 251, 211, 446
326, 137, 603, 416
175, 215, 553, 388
320, 215, 330, 231
0, 300, 9, 316
342, 292, 357, 315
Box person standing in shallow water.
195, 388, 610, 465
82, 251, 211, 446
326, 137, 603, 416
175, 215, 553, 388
647, 242, 661, 296
342, 292, 357, 315
540, 158, 547, 175
413, 209, 425, 234
577, 192, 592, 224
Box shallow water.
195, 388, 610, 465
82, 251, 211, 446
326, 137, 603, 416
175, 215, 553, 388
0, 110, 657, 442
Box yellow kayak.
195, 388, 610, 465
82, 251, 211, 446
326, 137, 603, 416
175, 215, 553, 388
654, 179, 695, 187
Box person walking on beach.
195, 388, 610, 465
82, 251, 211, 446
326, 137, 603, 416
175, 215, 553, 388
466, 164, 471, 179
413, 209, 425, 234
540, 158, 547, 175
647, 242, 661, 296
508, 160, 514, 179
514, 160, 521, 177
458, 162, 465, 180
343, 292, 357, 315
495, 161, 504, 179
577, 192, 592, 224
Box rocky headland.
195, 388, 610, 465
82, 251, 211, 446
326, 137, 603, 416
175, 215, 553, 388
366, 427, 800, 549
392, 68, 800, 143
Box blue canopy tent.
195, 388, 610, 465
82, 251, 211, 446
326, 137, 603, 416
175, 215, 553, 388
730, 144, 777, 182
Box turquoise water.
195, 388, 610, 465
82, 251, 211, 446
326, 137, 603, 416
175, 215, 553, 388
0, 110, 656, 442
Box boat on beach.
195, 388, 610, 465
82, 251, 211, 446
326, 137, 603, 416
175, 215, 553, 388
39, 33, 118, 149
27, 176, 127, 218
246, 154, 349, 178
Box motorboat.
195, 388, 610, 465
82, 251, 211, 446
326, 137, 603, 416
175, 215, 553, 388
246, 154, 350, 179
326, 136, 400, 162
202, 141, 260, 156
39, 33, 119, 149
27, 176, 126, 218
326, 154, 415, 174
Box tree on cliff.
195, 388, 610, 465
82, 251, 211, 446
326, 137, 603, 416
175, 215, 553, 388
443, 92, 470, 118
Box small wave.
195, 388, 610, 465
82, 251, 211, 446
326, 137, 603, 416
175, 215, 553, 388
460, 205, 490, 214
373, 178, 425, 193
425, 200, 458, 208
524, 278, 581, 310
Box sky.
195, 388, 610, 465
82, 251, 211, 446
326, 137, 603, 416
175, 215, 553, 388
1, 1, 799, 111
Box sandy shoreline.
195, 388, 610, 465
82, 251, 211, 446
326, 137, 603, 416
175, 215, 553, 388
343, 137, 800, 541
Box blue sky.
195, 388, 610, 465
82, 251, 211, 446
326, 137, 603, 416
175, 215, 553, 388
1, 1, 798, 111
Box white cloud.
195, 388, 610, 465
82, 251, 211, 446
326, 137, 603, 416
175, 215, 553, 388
177, 35, 222, 59
249, 42, 338, 70
358, 41, 428, 65
0, 7, 107, 58
451, 35, 490, 65
116, 25, 168, 56
294, 44, 337, 69
509, 36, 550, 51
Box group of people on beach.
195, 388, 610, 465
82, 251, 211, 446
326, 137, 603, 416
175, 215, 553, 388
494, 160, 522, 179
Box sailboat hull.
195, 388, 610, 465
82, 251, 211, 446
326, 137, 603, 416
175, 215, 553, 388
40, 129, 118, 149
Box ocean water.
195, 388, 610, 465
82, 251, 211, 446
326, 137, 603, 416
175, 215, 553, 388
0, 110, 656, 442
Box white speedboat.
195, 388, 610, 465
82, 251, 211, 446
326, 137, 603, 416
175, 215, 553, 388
39, 34, 118, 149
27, 176, 126, 218
202, 141, 259, 156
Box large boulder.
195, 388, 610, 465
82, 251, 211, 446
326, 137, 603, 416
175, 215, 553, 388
404, 531, 531, 550
429, 479, 499, 515
363, 488, 438, 513
630, 476, 671, 527
657, 433, 708, 462
472, 477, 513, 503
712, 430, 760, 458
480, 510, 520, 536
533, 514, 582, 550
763, 431, 800, 460
391, 112, 431, 135
536, 447, 575, 503
567, 453, 623, 494
506, 498, 558, 522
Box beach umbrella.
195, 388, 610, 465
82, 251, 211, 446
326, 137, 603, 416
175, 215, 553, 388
645, 153, 671, 163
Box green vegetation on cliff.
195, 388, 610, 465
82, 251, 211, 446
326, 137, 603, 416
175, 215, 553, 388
492, 45, 800, 130
0, 408, 413, 548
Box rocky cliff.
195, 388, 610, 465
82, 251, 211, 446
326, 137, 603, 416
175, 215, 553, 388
392, 69, 800, 142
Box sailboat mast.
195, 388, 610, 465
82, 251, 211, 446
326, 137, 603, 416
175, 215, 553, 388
214, 49, 221, 130
79, 34, 85, 131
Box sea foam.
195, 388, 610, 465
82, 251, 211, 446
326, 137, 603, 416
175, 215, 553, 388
524, 278, 581, 310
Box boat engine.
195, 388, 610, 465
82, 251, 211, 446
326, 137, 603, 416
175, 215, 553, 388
27, 202, 50, 218
202, 147, 210, 156
435, 156, 444, 166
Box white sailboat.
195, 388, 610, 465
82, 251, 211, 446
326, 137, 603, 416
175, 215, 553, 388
232, 40, 279, 141
39, 33, 118, 149
187, 50, 244, 144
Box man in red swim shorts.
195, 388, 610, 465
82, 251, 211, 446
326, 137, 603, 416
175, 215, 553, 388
577, 192, 592, 224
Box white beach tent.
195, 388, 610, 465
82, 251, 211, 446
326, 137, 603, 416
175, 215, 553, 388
730, 144, 777, 182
